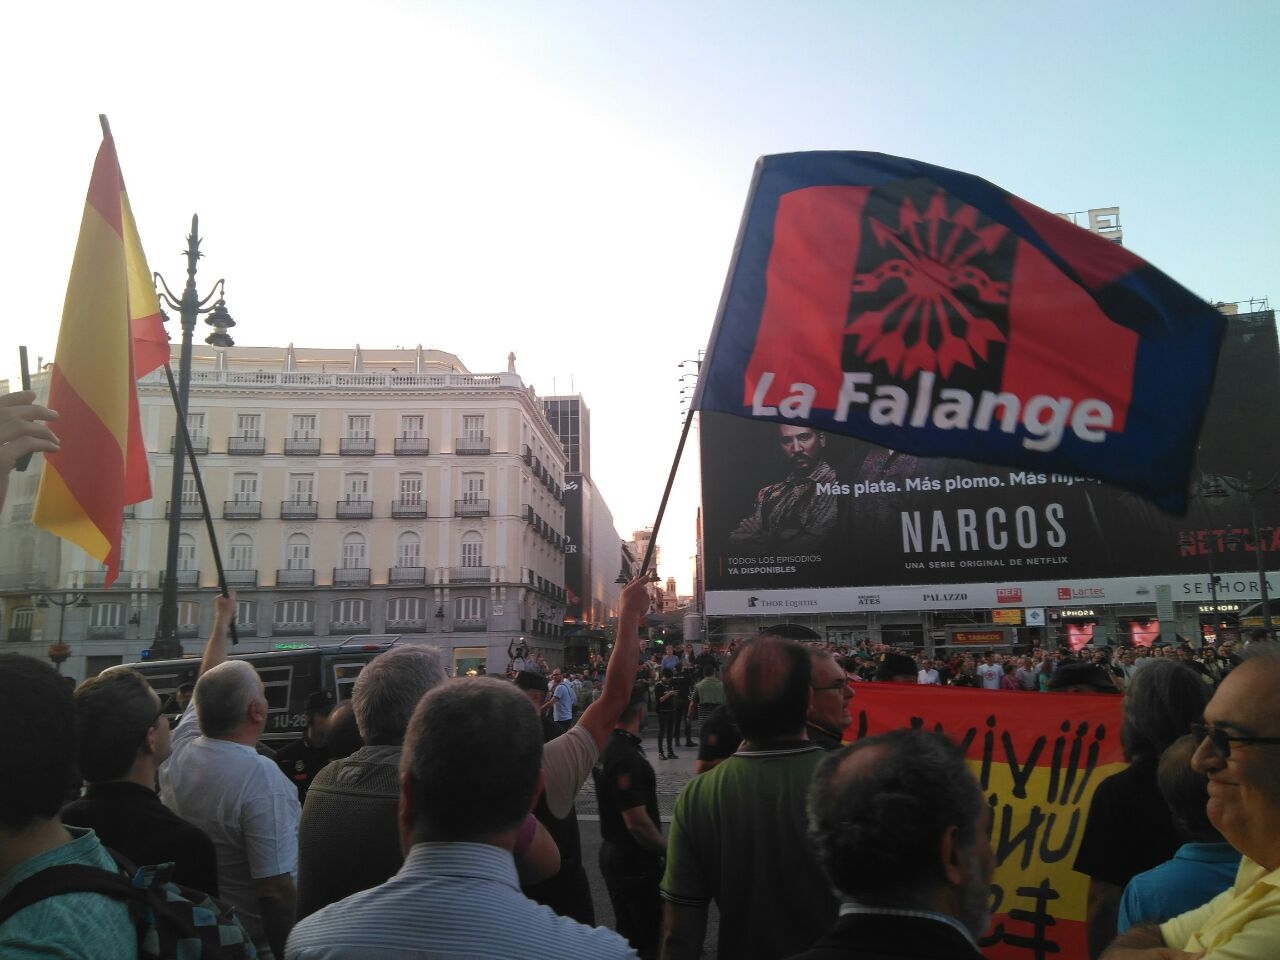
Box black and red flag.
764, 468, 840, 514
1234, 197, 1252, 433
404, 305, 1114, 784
692, 152, 1225, 512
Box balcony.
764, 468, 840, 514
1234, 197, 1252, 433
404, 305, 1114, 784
276, 569, 316, 588
6, 627, 31, 643
224, 569, 259, 589
159, 569, 200, 588
391, 499, 427, 518
284, 437, 321, 456
223, 500, 262, 520
455, 437, 490, 456
176, 623, 200, 639
165, 500, 203, 519
227, 435, 266, 455
389, 566, 426, 585
273, 620, 314, 636
522, 445, 532, 464
8, 502, 33, 523
169, 435, 210, 455
453, 498, 490, 518
331, 620, 371, 635
336, 500, 373, 519
394, 435, 430, 455
455, 618, 488, 632
122, 504, 135, 519
385, 618, 427, 634
450, 566, 492, 584
333, 567, 371, 588
281, 500, 319, 520
88, 624, 126, 638
339, 437, 376, 456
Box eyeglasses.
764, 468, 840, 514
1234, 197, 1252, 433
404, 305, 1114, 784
1191, 721, 1280, 759
811, 681, 850, 694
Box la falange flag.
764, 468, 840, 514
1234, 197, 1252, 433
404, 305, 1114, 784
33, 117, 168, 587
693, 152, 1226, 512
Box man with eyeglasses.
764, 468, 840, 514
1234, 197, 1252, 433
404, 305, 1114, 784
1101, 644, 1280, 960
807, 649, 853, 751
62, 668, 219, 895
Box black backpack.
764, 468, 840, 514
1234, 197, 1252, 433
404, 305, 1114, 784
0, 849, 257, 960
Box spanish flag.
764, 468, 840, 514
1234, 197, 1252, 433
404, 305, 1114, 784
33, 117, 167, 587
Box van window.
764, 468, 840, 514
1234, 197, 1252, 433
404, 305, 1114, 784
332, 661, 365, 702
258, 665, 293, 714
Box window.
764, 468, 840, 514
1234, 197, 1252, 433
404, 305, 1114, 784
177, 533, 197, 571
333, 662, 364, 701
463, 472, 484, 504
462, 415, 485, 441
333, 598, 368, 625
257, 665, 293, 712
291, 414, 317, 439
344, 473, 369, 502
12, 607, 34, 631
400, 415, 424, 438
455, 596, 486, 621
460, 532, 483, 568
237, 600, 257, 627
396, 531, 421, 568
91, 602, 125, 628
232, 473, 259, 502
177, 601, 200, 628
181, 477, 199, 506
274, 600, 313, 626
229, 534, 255, 571
341, 532, 367, 569
288, 474, 315, 503
346, 415, 371, 439
237, 413, 262, 438
399, 473, 423, 504
387, 597, 427, 622
186, 412, 206, 438
286, 533, 312, 570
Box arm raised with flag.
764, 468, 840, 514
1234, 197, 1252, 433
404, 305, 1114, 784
0, 391, 59, 512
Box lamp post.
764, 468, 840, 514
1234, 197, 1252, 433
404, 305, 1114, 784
36, 592, 90, 672
151, 216, 235, 660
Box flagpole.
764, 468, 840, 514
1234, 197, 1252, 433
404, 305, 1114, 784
639, 402, 697, 579
163, 364, 238, 644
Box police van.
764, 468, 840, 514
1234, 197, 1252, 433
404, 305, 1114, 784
116, 635, 403, 749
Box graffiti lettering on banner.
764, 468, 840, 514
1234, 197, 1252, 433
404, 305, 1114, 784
847, 686, 1125, 960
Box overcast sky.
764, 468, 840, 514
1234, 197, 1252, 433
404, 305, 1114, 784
3, 0, 1276, 594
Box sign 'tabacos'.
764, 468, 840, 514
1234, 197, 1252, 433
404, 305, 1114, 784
693, 152, 1226, 512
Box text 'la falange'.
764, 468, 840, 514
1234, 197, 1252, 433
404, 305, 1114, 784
750, 370, 1115, 453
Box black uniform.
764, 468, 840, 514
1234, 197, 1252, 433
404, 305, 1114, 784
593, 729, 663, 959
523, 714, 596, 924
273, 736, 331, 803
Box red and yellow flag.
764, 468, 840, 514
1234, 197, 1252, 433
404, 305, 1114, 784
33, 117, 167, 586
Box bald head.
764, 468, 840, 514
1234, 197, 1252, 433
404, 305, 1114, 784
194, 660, 265, 739
724, 634, 810, 741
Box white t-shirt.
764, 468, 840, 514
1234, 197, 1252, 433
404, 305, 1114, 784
917, 668, 940, 685
160, 704, 301, 946
976, 663, 1003, 689
541, 723, 597, 819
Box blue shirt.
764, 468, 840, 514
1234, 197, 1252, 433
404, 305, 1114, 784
1118, 841, 1242, 932
0, 827, 137, 960
285, 841, 636, 959
550, 680, 575, 722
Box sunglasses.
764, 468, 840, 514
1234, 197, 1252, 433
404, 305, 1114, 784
1191, 721, 1280, 759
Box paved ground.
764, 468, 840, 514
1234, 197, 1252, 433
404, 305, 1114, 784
574, 735, 722, 954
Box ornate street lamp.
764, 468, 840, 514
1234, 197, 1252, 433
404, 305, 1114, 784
150, 216, 236, 660
36, 592, 90, 672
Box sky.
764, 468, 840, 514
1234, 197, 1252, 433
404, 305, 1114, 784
2, 0, 1277, 595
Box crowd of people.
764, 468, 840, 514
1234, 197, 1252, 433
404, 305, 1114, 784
3, 389, 1280, 960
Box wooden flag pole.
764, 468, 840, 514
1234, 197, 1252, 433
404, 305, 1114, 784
639, 402, 697, 579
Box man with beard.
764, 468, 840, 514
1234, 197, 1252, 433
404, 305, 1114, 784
786, 730, 992, 960
729, 424, 838, 550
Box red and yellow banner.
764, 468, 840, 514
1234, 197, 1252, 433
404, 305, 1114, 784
33, 118, 166, 586
850, 686, 1125, 960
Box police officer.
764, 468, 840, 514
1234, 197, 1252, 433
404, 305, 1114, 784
273, 690, 336, 802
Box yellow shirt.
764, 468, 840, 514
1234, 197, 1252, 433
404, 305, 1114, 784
1160, 857, 1280, 958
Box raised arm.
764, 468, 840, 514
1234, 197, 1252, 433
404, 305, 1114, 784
199, 590, 238, 677
575, 574, 651, 751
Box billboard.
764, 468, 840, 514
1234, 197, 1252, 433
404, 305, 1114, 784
701, 312, 1280, 612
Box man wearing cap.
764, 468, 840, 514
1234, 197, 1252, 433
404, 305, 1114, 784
274, 690, 337, 803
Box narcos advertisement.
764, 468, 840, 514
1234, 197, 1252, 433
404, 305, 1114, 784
701, 313, 1280, 608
